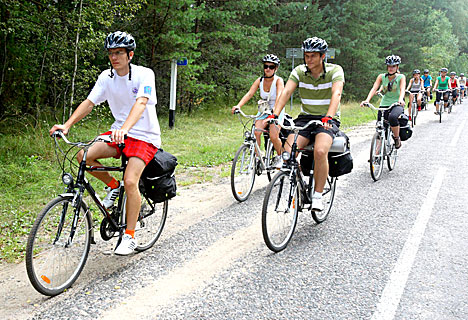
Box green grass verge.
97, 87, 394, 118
0, 100, 374, 262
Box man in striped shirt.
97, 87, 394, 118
270, 37, 345, 211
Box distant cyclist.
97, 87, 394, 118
421, 69, 433, 100
459, 73, 466, 100
231, 54, 285, 167
406, 69, 423, 119
432, 67, 450, 115
448, 71, 460, 105
361, 55, 406, 149
270, 37, 345, 211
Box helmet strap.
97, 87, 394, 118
263, 73, 274, 79
128, 63, 132, 81
109, 65, 114, 78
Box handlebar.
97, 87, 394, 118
434, 89, 451, 93
52, 130, 118, 148
362, 102, 401, 111
233, 108, 271, 119
278, 119, 322, 132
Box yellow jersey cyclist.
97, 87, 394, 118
231, 54, 285, 167
406, 69, 423, 120
49, 31, 161, 256
270, 37, 345, 211
421, 69, 433, 101
361, 55, 406, 149
433, 68, 450, 114
459, 73, 466, 100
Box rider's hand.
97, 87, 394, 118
321, 116, 333, 129
398, 99, 405, 106
266, 114, 278, 124
112, 129, 128, 144
231, 106, 240, 114
360, 101, 369, 107
49, 124, 69, 137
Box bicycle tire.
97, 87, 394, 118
311, 176, 337, 223
370, 132, 384, 181
413, 102, 418, 126
439, 105, 443, 123
265, 138, 276, 181
387, 134, 398, 171
231, 144, 256, 202
262, 170, 298, 252
25, 196, 92, 296
124, 194, 168, 252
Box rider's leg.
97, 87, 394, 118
268, 123, 283, 155
417, 92, 422, 109
313, 132, 333, 193
123, 157, 147, 231
76, 142, 119, 185
254, 119, 268, 155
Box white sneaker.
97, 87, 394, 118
103, 184, 121, 208
114, 234, 137, 256
272, 155, 283, 169
311, 196, 324, 211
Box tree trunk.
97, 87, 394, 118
69, 0, 83, 118
35, 30, 50, 127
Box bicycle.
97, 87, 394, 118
363, 102, 399, 181
406, 90, 421, 127
230, 108, 282, 202
421, 87, 431, 110
261, 119, 347, 252
434, 89, 450, 123
25, 131, 167, 296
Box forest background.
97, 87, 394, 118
1, 0, 467, 122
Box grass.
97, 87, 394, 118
0, 100, 373, 262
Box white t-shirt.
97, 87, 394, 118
87, 64, 161, 147
259, 75, 281, 110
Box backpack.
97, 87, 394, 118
140, 149, 178, 203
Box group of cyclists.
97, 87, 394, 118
48, 30, 465, 256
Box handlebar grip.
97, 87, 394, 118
51, 130, 63, 138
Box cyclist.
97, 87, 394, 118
459, 73, 466, 100
448, 71, 460, 105
49, 31, 160, 256
361, 55, 406, 149
421, 69, 433, 103
406, 69, 423, 119
270, 37, 345, 211
231, 54, 285, 167
433, 68, 450, 114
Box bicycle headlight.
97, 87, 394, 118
282, 151, 291, 161
244, 131, 252, 139
62, 173, 74, 186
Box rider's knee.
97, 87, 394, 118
76, 150, 84, 163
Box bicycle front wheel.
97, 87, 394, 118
134, 196, 168, 252
265, 138, 276, 181
25, 196, 92, 296
311, 176, 337, 223
387, 135, 398, 171
231, 144, 256, 202
262, 171, 299, 252
370, 132, 384, 181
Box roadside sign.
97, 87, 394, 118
177, 58, 188, 66
326, 48, 336, 60
286, 48, 302, 59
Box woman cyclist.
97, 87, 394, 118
231, 54, 285, 167
448, 71, 460, 105
406, 69, 423, 120
433, 68, 450, 115
361, 55, 406, 149
459, 73, 466, 100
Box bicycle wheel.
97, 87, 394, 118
262, 171, 299, 252
439, 105, 443, 123
387, 134, 398, 171
369, 132, 385, 181
25, 196, 92, 296
265, 138, 276, 181
127, 194, 168, 252
231, 144, 256, 202
311, 176, 337, 223
412, 103, 418, 126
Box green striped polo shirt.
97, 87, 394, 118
288, 63, 345, 119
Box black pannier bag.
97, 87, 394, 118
398, 114, 412, 141
140, 149, 178, 203
328, 131, 353, 177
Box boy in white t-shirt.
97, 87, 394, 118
49, 31, 161, 255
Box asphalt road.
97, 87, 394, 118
4, 99, 468, 320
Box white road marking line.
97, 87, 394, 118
450, 119, 466, 147
371, 167, 446, 320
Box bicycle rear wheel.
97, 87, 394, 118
412, 102, 418, 126
130, 194, 168, 252
370, 132, 384, 181
311, 176, 337, 223
231, 144, 256, 202
262, 171, 299, 252
265, 138, 276, 181
25, 196, 92, 296
387, 135, 398, 171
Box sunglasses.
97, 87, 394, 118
263, 64, 276, 70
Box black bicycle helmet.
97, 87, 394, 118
262, 54, 280, 66
423, 69, 429, 73
385, 55, 401, 65
104, 31, 136, 51
413, 69, 420, 75
440, 67, 448, 72
302, 37, 328, 53
450, 71, 456, 76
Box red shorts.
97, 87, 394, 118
102, 131, 158, 165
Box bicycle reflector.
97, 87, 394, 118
62, 173, 74, 186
